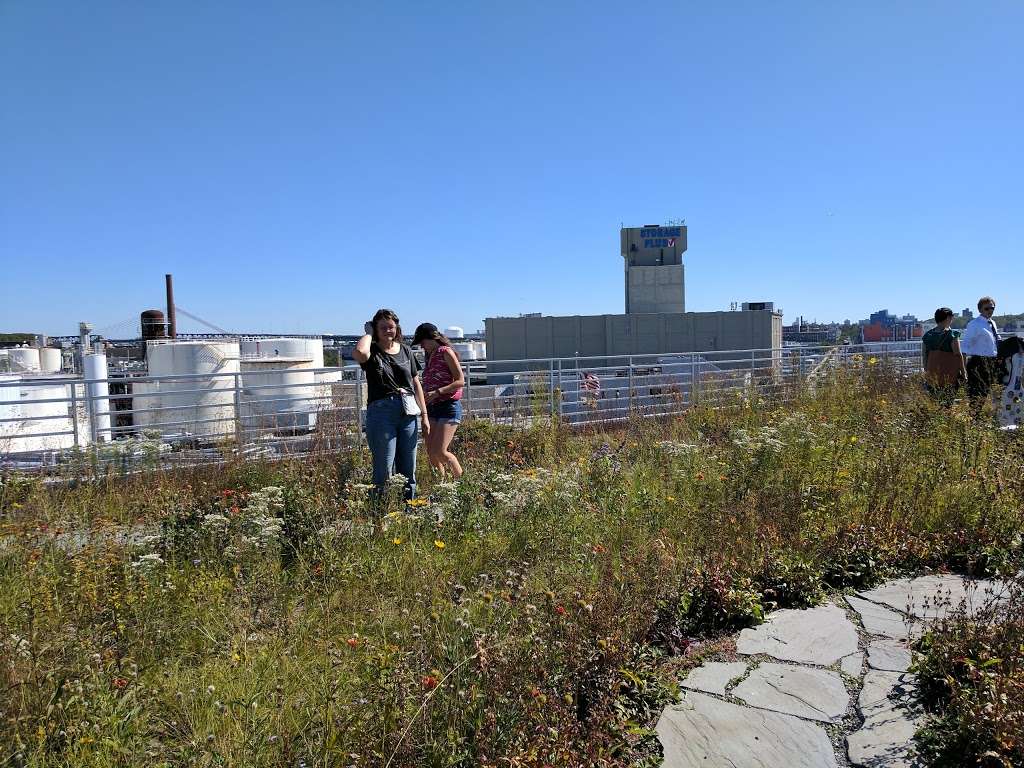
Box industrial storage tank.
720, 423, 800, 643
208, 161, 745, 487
240, 337, 324, 367
445, 326, 464, 340
141, 310, 168, 340
38, 348, 62, 374
0, 374, 88, 454
9, 348, 41, 373
134, 341, 240, 438
238, 338, 325, 432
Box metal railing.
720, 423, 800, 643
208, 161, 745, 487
0, 342, 922, 472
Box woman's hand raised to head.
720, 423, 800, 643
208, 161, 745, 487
353, 329, 373, 364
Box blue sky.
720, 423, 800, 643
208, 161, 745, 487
2, 1, 1021, 336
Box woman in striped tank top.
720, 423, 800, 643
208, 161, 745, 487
412, 323, 465, 478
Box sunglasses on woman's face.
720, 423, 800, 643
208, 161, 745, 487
982, 305, 995, 311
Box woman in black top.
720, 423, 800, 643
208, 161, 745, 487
353, 309, 429, 501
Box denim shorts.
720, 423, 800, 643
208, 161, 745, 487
427, 399, 462, 425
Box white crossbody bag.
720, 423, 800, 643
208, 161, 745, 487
400, 390, 421, 417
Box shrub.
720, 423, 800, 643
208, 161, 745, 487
913, 576, 1024, 767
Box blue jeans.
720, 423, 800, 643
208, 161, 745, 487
365, 395, 419, 500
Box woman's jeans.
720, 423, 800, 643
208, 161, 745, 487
365, 395, 418, 501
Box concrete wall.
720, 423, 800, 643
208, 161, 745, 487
625, 264, 685, 314
485, 310, 783, 363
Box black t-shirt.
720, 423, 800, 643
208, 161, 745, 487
360, 342, 421, 404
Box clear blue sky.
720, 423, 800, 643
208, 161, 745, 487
2, 1, 1021, 337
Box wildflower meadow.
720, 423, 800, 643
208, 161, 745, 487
2, 366, 1022, 767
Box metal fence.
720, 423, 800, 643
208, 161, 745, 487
0, 342, 922, 472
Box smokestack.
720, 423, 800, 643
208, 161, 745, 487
165, 274, 176, 338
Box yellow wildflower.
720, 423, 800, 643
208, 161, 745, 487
434, 540, 446, 550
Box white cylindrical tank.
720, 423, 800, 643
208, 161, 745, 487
473, 341, 487, 360
9, 348, 41, 373
38, 348, 62, 374
139, 341, 240, 438
445, 326, 464, 340
84, 353, 111, 442
452, 342, 473, 361
0, 376, 22, 450
239, 359, 318, 431
240, 337, 324, 368
0, 375, 83, 453
237, 338, 325, 433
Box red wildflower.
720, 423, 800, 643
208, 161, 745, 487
112, 677, 128, 689
421, 674, 438, 690
555, 605, 567, 616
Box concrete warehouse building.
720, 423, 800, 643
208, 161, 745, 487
485, 224, 782, 363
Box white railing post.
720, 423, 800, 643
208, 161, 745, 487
557, 359, 563, 419
690, 353, 699, 407
355, 366, 364, 439
627, 355, 634, 414
70, 383, 80, 449
85, 380, 98, 445
549, 359, 555, 419
233, 372, 244, 448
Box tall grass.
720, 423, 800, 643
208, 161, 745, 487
1, 367, 1022, 767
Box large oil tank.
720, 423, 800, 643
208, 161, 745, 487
0, 375, 86, 453
240, 337, 324, 367
9, 348, 41, 373
38, 348, 62, 374
445, 326, 464, 340
134, 341, 240, 438
238, 338, 325, 432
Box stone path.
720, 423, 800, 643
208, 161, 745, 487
657, 575, 1009, 767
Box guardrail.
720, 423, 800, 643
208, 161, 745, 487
0, 342, 922, 472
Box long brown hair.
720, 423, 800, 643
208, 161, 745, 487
371, 308, 403, 345
417, 325, 456, 357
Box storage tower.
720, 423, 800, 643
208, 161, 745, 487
621, 225, 687, 314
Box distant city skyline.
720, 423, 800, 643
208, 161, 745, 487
2, 2, 1021, 337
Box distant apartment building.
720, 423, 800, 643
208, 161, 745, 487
782, 316, 840, 344
859, 309, 923, 343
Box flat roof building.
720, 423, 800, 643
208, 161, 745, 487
485, 223, 782, 365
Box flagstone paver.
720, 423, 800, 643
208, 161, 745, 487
732, 663, 849, 722
846, 670, 923, 767
657, 691, 839, 768
846, 595, 912, 640
658, 575, 994, 767
867, 640, 911, 673
857, 575, 1007, 620
841, 652, 865, 677
735, 604, 858, 665
680, 661, 747, 696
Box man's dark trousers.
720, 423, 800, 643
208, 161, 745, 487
966, 355, 999, 405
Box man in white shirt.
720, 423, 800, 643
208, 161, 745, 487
961, 296, 1001, 407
